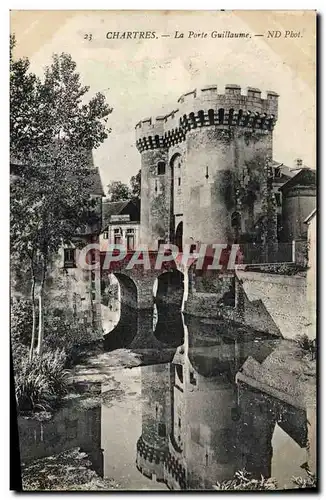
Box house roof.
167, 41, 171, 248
102, 199, 140, 229
88, 168, 105, 196
102, 200, 131, 219
278, 168, 316, 192
304, 208, 317, 224
271, 161, 295, 185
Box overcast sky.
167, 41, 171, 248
11, 10, 316, 189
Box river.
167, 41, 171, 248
18, 304, 311, 491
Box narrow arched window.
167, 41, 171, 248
208, 109, 215, 125
198, 110, 205, 126
231, 211, 241, 228
228, 108, 234, 125
157, 161, 166, 175
218, 108, 225, 124
189, 112, 197, 128
158, 423, 166, 437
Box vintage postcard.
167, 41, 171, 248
10, 10, 317, 491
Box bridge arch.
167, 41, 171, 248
153, 302, 184, 347
156, 269, 184, 308
112, 272, 138, 310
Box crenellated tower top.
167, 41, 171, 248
135, 84, 279, 152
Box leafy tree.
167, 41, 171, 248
10, 40, 112, 357
11, 297, 33, 347
130, 169, 141, 200
106, 169, 141, 202
106, 180, 131, 201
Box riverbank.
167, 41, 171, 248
21, 448, 120, 491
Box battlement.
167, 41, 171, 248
135, 116, 166, 141
177, 84, 278, 114
135, 84, 279, 151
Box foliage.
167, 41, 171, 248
106, 169, 141, 202
15, 349, 68, 413
213, 469, 317, 491
130, 169, 141, 200
106, 180, 131, 201
246, 263, 306, 275
213, 470, 277, 491
258, 157, 278, 256
21, 448, 119, 491
10, 40, 112, 354
43, 309, 91, 366
295, 334, 317, 359
292, 470, 317, 488
11, 297, 33, 346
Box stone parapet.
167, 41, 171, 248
135, 84, 279, 151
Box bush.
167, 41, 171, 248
213, 470, 277, 491
15, 349, 68, 413
11, 297, 33, 346
44, 310, 91, 366
213, 469, 317, 491
292, 470, 317, 488
295, 334, 317, 359
246, 263, 306, 276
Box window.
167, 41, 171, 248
64, 248, 76, 268
157, 161, 166, 175
158, 239, 165, 250
275, 193, 281, 207
274, 167, 281, 178
103, 231, 109, 239
126, 229, 135, 251
114, 228, 122, 245
190, 372, 197, 386
73, 293, 77, 318
178, 177, 181, 186
231, 211, 241, 229
91, 251, 97, 265
158, 423, 166, 437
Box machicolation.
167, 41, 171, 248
135, 84, 279, 152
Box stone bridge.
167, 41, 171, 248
100, 250, 185, 310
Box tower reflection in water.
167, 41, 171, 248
136, 312, 308, 491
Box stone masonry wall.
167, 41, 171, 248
140, 148, 170, 249
136, 85, 278, 252
46, 246, 102, 340
236, 270, 308, 339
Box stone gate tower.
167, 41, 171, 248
136, 85, 278, 251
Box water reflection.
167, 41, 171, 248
103, 303, 184, 354
135, 312, 310, 490
18, 307, 312, 491
18, 382, 104, 478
